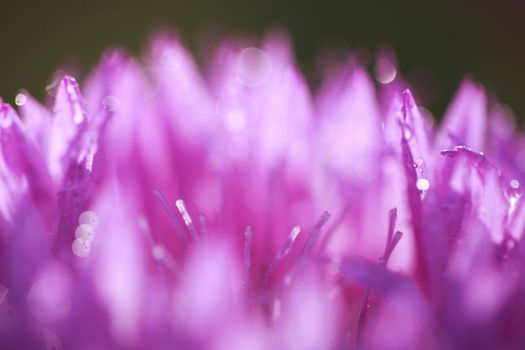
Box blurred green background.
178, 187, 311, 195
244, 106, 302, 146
1, 0, 524, 120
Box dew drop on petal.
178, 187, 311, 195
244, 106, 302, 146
72, 239, 90, 258
416, 178, 430, 191
15, 93, 27, 107
374, 58, 397, 84
235, 47, 272, 87
74, 224, 96, 243
79, 210, 99, 229
102, 95, 120, 112
510, 179, 520, 189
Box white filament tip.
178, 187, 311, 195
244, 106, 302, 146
289, 226, 301, 241
175, 199, 192, 225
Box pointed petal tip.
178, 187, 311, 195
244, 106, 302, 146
0, 102, 17, 128
98, 48, 133, 68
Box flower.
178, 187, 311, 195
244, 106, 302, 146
0, 31, 524, 349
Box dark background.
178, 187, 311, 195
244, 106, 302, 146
1, 0, 524, 121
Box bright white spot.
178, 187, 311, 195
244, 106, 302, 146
72, 238, 90, 258
75, 224, 95, 243
15, 93, 27, 107
79, 210, 99, 229
510, 179, 520, 189
72, 106, 84, 125
290, 226, 301, 241
152, 245, 166, 260
374, 58, 397, 84
235, 47, 272, 87
416, 178, 430, 191
403, 127, 412, 140
66, 83, 76, 94
102, 95, 120, 112
175, 199, 192, 225
509, 195, 519, 214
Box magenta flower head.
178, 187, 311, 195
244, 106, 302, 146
1, 31, 524, 349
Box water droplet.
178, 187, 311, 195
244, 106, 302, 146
74, 224, 95, 243
102, 95, 120, 112
78, 210, 99, 229
416, 178, 430, 191
235, 47, 272, 87
374, 58, 397, 84
72, 239, 90, 258
510, 179, 520, 189
15, 93, 27, 107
